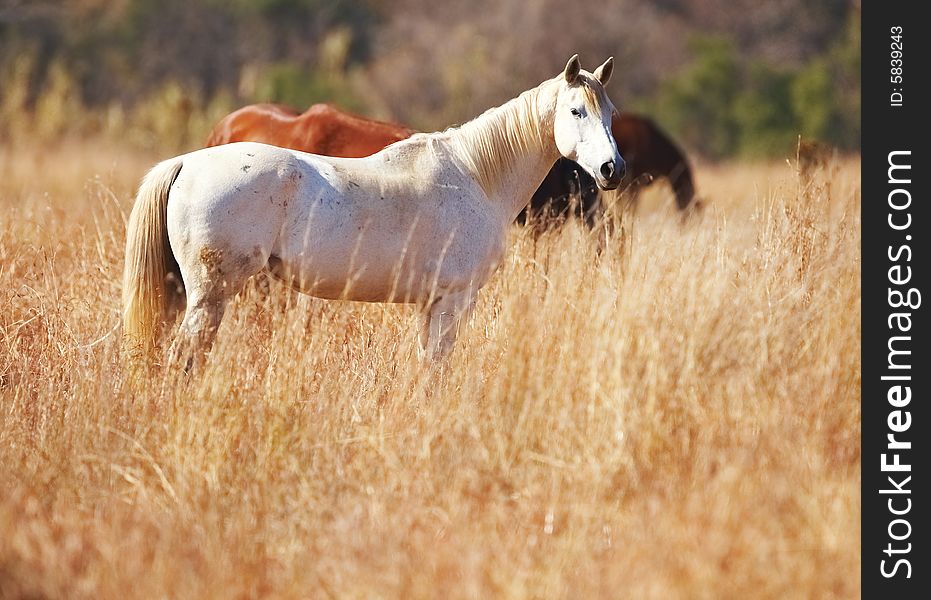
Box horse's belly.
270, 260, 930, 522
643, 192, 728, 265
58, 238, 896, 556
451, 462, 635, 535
273, 215, 498, 304
272, 247, 429, 303
272, 227, 431, 303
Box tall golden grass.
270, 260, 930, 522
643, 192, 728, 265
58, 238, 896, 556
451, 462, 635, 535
1, 139, 859, 598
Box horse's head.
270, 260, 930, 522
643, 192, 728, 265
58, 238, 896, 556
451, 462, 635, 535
553, 55, 625, 191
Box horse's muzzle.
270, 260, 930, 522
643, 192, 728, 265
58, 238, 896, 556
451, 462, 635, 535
596, 158, 626, 190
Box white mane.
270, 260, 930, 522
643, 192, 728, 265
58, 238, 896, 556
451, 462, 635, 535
444, 79, 557, 196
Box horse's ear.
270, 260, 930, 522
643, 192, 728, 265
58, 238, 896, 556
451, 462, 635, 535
564, 54, 581, 84
594, 57, 614, 86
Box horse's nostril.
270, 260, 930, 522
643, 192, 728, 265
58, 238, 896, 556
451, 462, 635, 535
600, 161, 615, 179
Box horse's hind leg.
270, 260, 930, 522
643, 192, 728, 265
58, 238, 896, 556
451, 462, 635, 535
167, 246, 268, 371
167, 291, 230, 372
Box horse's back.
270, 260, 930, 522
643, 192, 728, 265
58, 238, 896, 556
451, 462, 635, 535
173, 139, 460, 240
300, 103, 413, 158
613, 114, 686, 176
613, 113, 695, 207
173, 143, 305, 217
206, 104, 301, 147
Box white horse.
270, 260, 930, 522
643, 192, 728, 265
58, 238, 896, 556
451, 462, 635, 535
123, 55, 625, 366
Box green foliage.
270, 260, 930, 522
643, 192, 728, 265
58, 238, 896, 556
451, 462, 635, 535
791, 60, 834, 141
734, 62, 797, 158
251, 63, 366, 114
246, 26, 368, 113
650, 16, 861, 160
653, 36, 740, 160
0, 0, 859, 158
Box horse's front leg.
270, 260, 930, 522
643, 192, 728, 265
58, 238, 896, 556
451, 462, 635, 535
419, 290, 476, 361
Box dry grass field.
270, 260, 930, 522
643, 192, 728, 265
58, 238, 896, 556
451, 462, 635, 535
1, 139, 860, 598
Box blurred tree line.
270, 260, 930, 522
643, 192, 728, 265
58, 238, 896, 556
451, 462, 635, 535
0, 0, 859, 158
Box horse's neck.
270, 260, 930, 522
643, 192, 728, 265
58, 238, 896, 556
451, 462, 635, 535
448, 80, 561, 221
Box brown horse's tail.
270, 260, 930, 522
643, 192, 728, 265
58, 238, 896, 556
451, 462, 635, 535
122, 157, 184, 357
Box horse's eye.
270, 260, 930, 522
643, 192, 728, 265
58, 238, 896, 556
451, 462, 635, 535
570, 108, 582, 118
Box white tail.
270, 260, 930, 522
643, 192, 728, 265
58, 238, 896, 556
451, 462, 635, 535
122, 157, 184, 356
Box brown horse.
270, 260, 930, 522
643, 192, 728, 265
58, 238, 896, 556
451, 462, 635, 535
206, 103, 414, 158
206, 104, 695, 227
612, 113, 695, 210
516, 114, 696, 228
